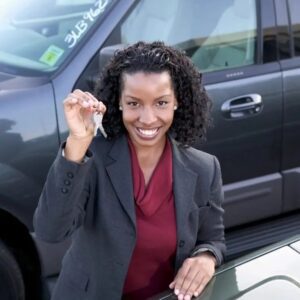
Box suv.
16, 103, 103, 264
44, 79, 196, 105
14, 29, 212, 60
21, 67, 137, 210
1, 0, 300, 298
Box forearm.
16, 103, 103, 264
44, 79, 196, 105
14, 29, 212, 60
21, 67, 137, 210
192, 156, 226, 267
33, 144, 94, 242
191, 241, 225, 267
64, 135, 93, 163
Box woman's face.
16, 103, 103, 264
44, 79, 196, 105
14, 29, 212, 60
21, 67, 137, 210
120, 71, 177, 150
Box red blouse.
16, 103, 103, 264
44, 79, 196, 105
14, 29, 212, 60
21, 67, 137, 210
122, 138, 177, 299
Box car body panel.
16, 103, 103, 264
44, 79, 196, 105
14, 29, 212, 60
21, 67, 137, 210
201, 235, 300, 300
276, 0, 300, 213
203, 246, 300, 300
0, 80, 58, 229
151, 235, 300, 300
201, 70, 283, 227
290, 241, 300, 253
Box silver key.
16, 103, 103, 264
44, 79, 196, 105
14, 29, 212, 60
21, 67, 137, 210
93, 112, 107, 138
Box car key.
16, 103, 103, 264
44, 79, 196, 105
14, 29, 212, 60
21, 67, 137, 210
93, 112, 107, 138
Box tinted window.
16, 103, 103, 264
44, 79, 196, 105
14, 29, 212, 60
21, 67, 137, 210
121, 0, 257, 73
288, 0, 300, 56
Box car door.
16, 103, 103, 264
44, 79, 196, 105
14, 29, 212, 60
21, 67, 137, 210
275, 0, 300, 214
111, 0, 283, 228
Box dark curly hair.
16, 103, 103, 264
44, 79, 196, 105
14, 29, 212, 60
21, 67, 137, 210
94, 41, 211, 146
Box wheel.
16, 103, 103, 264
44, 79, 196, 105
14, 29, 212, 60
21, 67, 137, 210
0, 240, 25, 300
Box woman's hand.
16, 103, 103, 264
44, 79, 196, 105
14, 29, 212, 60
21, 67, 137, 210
64, 89, 106, 139
169, 252, 216, 300
63, 89, 106, 163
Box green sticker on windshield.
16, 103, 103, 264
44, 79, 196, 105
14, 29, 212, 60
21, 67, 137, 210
39, 45, 64, 66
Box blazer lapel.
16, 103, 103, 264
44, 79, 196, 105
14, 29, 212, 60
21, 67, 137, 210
171, 140, 198, 268
104, 136, 198, 252
104, 135, 136, 229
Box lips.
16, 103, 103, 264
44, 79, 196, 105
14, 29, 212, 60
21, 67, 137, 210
136, 127, 159, 139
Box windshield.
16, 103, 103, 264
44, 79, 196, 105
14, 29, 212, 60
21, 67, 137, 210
0, 0, 115, 76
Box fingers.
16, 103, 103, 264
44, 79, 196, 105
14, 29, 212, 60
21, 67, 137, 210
184, 270, 213, 299
172, 259, 193, 300
85, 91, 106, 115
170, 255, 215, 300
172, 258, 196, 300
192, 276, 210, 298
64, 89, 106, 114
183, 270, 202, 299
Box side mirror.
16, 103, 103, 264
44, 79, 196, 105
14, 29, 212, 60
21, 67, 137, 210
99, 44, 127, 71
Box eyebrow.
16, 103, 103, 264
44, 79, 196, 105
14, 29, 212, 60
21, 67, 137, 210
124, 94, 172, 100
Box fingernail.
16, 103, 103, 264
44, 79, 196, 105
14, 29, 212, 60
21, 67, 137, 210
194, 291, 199, 297
178, 294, 184, 300
184, 295, 191, 300
174, 289, 180, 295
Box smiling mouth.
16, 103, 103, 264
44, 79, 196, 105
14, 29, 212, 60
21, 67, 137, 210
136, 127, 159, 138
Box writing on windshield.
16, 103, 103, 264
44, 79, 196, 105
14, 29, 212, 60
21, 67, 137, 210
64, 0, 110, 48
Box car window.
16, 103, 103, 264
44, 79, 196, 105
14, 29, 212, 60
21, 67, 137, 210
121, 0, 257, 73
0, 0, 115, 75
288, 0, 300, 57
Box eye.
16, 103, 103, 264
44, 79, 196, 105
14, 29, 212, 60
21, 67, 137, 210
157, 100, 168, 107
126, 101, 139, 108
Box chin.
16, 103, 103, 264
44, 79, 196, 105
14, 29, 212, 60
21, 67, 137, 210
130, 131, 167, 148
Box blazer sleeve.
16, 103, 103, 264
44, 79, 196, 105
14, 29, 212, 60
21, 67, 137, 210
191, 156, 226, 266
33, 144, 95, 243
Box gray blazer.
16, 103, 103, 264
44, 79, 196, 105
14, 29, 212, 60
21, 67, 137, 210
33, 134, 225, 300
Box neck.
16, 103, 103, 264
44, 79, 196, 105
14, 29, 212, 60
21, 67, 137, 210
132, 136, 167, 170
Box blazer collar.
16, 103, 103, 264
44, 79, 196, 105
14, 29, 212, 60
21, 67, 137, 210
104, 135, 136, 229
170, 139, 198, 242
104, 135, 198, 237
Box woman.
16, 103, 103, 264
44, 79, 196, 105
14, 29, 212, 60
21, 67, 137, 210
34, 41, 225, 300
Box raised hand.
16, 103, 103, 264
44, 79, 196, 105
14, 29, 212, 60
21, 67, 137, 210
64, 89, 106, 139
63, 89, 106, 163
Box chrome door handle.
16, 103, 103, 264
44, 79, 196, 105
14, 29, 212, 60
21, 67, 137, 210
221, 94, 263, 119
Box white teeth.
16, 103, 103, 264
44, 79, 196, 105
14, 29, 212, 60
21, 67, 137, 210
138, 128, 158, 136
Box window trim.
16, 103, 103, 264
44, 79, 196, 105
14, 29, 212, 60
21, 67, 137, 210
202, 62, 280, 85
274, 0, 292, 60
286, 0, 295, 57
278, 0, 300, 70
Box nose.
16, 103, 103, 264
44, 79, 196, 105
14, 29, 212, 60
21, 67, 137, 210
139, 106, 157, 125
